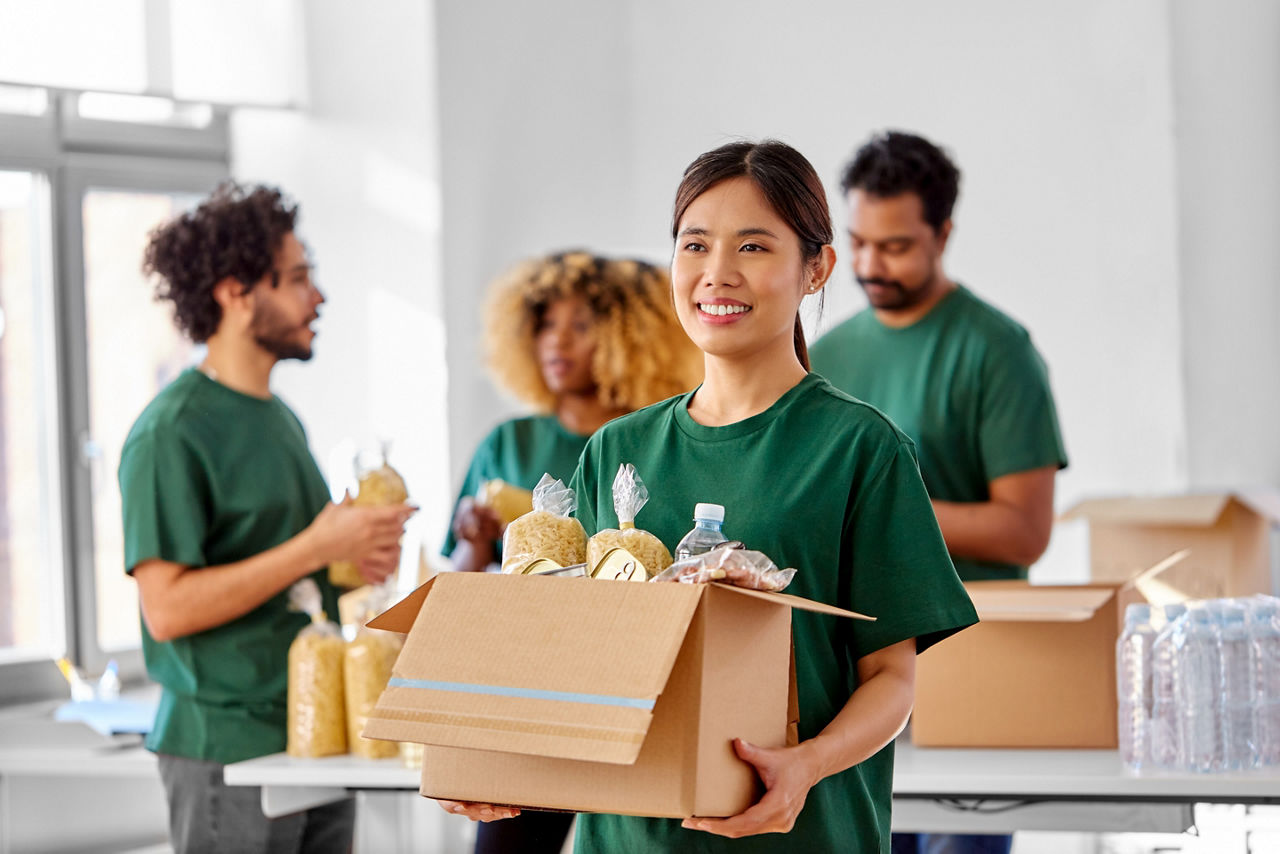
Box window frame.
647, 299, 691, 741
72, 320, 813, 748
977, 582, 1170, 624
0, 89, 230, 703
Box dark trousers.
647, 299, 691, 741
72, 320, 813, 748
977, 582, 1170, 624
474, 810, 574, 854
892, 833, 1013, 854
157, 753, 354, 854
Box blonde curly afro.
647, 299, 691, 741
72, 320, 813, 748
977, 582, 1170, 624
484, 251, 703, 413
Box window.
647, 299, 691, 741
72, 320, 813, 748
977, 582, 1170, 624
0, 92, 228, 701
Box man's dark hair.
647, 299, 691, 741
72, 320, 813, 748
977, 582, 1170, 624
142, 181, 299, 343
839, 131, 961, 233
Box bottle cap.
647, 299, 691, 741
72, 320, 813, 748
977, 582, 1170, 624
1125, 603, 1152, 624
693, 503, 725, 523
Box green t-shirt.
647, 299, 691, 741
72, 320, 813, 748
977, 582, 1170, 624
118, 368, 339, 764
809, 285, 1068, 581
441, 415, 590, 556
569, 373, 977, 854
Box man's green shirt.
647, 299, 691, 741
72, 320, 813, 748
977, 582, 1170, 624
810, 285, 1068, 580
119, 368, 339, 764
569, 373, 977, 854
441, 415, 590, 557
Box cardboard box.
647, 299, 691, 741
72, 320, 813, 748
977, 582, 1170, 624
910, 553, 1188, 749
363, 572, 868, 818
1063, 490, 1280, 599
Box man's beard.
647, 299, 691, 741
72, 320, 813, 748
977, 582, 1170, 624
252, 299, 315, 361
857, 269, 938, 311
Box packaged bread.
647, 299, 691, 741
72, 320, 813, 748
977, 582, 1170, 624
477, 479, 534, 527
587, 464, 672, 580
330, 443, 410, 589
500, 473, 586, 574
287, 579, 347, 757
343, 586, 403, 759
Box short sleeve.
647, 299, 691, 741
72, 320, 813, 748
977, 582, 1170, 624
978, 335, 1068, 481
569, 435, 600, 537
118, 428, 211, 573
441, 430, 500, 556
847, 440, 978, 659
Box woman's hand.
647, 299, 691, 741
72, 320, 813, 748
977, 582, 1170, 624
451, 497, 503, 545
437, 799, 520, 822
681, 738, 821, 838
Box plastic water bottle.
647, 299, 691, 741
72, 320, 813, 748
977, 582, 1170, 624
1176, 607, 1224, 773
1116, 603, 1157, 772
1218, 601, 1256, 770
1149, 603, 1187, 769
1249, 599, 1280, 767
674, 503, 728, 560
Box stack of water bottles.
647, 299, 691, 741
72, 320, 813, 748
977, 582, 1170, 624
1117, 594, 1280, 773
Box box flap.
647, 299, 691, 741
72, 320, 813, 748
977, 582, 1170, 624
365, 573, 704, 766
965, 582, 1117, 622
366, 576, 438, 633
714, 585, 875, 621
1062, 494, 1231, 527
1233, 488, 1280, 526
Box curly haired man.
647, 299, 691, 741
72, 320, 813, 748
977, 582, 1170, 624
118, 182, 415, 853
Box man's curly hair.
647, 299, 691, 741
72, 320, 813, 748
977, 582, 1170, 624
484, 251, 703, 413
142, 181, 299, 342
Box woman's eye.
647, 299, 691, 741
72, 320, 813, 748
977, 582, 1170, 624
741, 243, 765, 252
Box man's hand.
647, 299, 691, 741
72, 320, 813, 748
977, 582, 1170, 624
451, 497, 503, 545
437, 799, 520, 822
305, 494, 416, 570
681, 738, 821, 838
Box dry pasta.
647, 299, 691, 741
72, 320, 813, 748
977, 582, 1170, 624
330, 459, 410, 588
477, 479, 534, 526
587, 530, 672, 579
287, 619, 347, 757
501, 510, 586, 573
344, 628, 402, 759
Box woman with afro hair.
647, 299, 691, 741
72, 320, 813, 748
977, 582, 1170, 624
442, 250, 701, 854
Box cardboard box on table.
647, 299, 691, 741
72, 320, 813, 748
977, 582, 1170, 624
911, 553, 1186, 749
363, 572, 869, 818
1063, 490, 1280, 599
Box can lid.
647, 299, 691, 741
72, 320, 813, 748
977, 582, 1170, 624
693, 502, 725, 523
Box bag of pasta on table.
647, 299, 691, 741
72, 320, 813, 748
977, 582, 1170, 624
651, 544, 797, 592
587, 463, 672, 581
287, 579, 348, 757
500, 473, 586, 574
344, 584, 404, 759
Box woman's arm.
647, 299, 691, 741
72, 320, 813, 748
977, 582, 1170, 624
684, 638, 916, 838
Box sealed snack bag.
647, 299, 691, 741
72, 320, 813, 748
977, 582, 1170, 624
343, 584, 404, 759
287, 579, 348, 757
477, 479, 535, 527
651, 543, 797, 592
586, 464, 672, 580
330, 442, 410, 589
500, 473, 587, 573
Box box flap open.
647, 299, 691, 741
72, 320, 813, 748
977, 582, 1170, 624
366, 576, 438, 633
1234, 488, 1280, 526
364, 573, 704, 765
1062, 494, 1231, 527
965, 582, 1117, 622
715, 585, 874, 621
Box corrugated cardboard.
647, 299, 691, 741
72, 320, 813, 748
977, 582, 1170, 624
1063, 490, 1280, 599
364, 572, 868, 818
911, 553, 1186, 749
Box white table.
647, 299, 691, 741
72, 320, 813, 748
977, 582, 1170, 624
224, 740, 1280, 841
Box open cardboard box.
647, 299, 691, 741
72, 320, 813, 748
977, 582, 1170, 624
911, 552, 1187, 749
1063, 490, 1280, 599
363, 572, 870, 818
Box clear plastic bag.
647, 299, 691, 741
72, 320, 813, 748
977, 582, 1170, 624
587, 464, 672, 579
500, 473, 587, 573
287, 579, 348, 757
343, 585, 404, 759
330, 443, 411, 588
651, 544, 797, 592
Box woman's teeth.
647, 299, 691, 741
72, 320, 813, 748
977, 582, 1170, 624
699, 303, 751, 316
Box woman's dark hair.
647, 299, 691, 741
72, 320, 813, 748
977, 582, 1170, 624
671, 140, 832, 371
142, 181, 299, 343
839, 131, 960, 233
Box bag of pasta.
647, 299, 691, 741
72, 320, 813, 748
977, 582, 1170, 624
500, 473, 586, 574
477, 479, 534, 527
330, 442, 410, 589
651, 544, 797, 592
344, 584, 404, 759
287, 579, 348, 757
587, 464, 672, 581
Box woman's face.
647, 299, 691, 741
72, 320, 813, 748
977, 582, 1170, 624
535, 295, 598, 396
671, 177, 813, 363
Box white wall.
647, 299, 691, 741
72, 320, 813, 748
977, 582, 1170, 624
231, 0, 452, 560
435, 0, 1215, 577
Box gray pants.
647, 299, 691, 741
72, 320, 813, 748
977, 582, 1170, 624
157, 753, 354, 854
